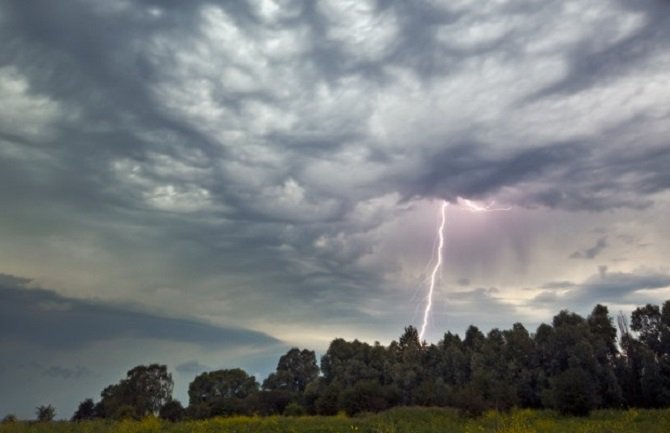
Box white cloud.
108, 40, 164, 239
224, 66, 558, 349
111, 156, 216, 213
0, 66, 63, 142
319, 0, 399, 62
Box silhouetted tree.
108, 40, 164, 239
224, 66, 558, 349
97, 364, 173, 419
35, 405, 55, 422
2, 414, 17, 423
71, 398, 96, 421
159, 400, 185, 422
81, 299, 670, 419
263, 348, 319, 393
188, 368, 258, 416
545, 367, 596, 416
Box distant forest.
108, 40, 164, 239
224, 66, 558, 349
32, 300, 670, 421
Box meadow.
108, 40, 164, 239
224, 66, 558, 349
2, 407, 670, 433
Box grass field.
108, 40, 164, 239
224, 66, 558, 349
2, 407, 669, 433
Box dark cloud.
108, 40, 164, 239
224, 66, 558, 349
541, 281, 578, 290
42, 365, 91, 380
0, 0, 667, 346
570, 236, 608, 259
532, 291, 558, 304
175, 360, 210, 375
0, 275, 281, 350
532, 268, 670, 308
577, 268, 670, 303
0, 273, 31, 287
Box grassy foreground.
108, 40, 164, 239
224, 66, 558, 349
2, 407, 669, 433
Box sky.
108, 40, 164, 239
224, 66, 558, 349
1, 0, 670, 420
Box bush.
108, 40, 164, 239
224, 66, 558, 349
111, 404, 138, 420
283, 402, 306, 416
451, 386, 487, 418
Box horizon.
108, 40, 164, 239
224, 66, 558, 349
0, 295, 649, 420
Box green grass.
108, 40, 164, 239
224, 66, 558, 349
2, 407, 669, 433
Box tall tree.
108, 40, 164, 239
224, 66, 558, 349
391, 326, 425, 405
263, 348, 319, 393
632, 304, 662, 354
97, 364, 173, 418
188, 368, 258, 416
35, 405, 55, 422
125, 364, 173, 416
71, 398, 96, 421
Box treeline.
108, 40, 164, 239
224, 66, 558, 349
64, 301, 670, 420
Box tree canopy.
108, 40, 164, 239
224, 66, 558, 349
66, 301, 670, 420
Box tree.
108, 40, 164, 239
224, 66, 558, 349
340, 380, 394, 415
125, 364, 173, 415
545, 367, 596, 416
588, 304, 618, 357
251, 389, 294, 415
463, 325, 485, 351
469, 328, 517, 411
97, 383, 132, 419
661, 301, 670, 355
1, 414, 17, 423
159, 400, 185, 422
188, 368, 258, 416
36, 405, 55, 422
503, 323, 540, 407
435, 332, 469, 387
632, 304, 662, 354
314, 383, 341, 415
629, 302, 670, 406
71, 398, 96, 421
263, 348, 319, 393
391, 326, 425, 405
587, 305, 623, 407
97, 363, 173, 418
321, 339, 382, 387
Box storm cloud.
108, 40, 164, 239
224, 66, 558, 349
0, 274, 280, 349
570, 237, 608, 260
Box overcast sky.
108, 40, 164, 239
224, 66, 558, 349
2, 0, 670, 419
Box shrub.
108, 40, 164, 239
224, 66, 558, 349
451, 386, 487, 418
283, 402, 306, 416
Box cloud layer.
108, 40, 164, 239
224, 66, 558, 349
0, 274, 280, 350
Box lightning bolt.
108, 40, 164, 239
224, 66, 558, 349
418, 197, 510, 341
458, 197, 511, 212
419, 200, 447, 341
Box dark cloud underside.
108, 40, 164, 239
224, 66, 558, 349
0, 276, 280, 349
